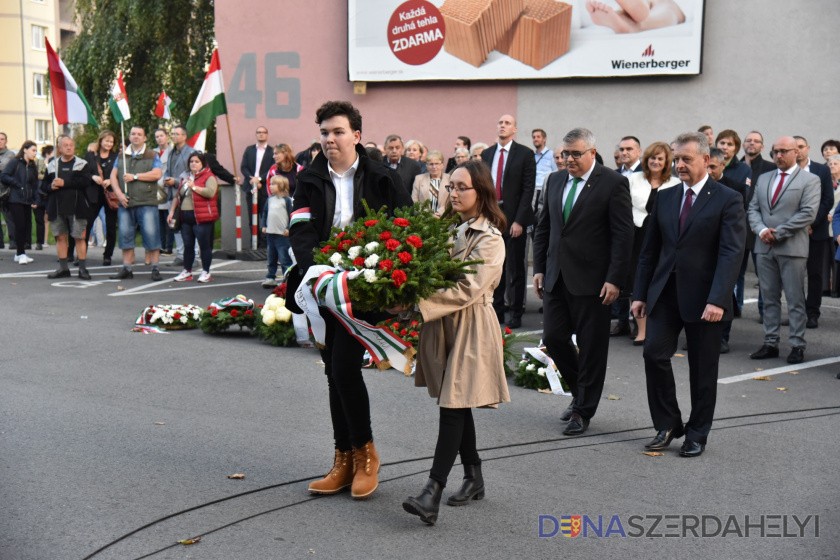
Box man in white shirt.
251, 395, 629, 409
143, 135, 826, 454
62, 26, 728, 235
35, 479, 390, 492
240, 126, 273, 248
617, 136, 643, 176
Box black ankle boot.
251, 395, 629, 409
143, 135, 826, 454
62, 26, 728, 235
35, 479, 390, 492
402, 478, 443, 525
446, 463, 484, 506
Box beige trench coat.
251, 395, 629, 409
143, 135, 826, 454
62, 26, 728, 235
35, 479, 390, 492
415, 216, 511, 408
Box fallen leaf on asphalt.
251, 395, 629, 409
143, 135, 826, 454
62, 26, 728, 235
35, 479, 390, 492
227, 473, 245, 479
673, 353, 684, 357
309, 550, 316, 554
789, 371, 799, 375
11, 283, 17, 285
741, 395, 746, 398
117, 286, 125, 291
642, 452, 664, 457
777, 387, 787, 391
607, 395, 620, 400
537, 388, 552, 394
754, 368, 763, 371
178, 537, 200, 545
753, 376, 772, 381
154, 422, 165, 425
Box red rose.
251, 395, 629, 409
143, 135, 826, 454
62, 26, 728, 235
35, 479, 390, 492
339, 240, 353, 251
273, 284, 287, 298
336, 232, 346, 239
397, 251, 412, 264
394, 218, 410, 227
406, 235, 423, 248
392, 269, 407, 287
230, 309, 239, 317
502, 340, 506, 346
245, 310, 254, 316
400, 328, 408, 336
211, 309, 218, 317
353, 257, 365, 267
379, 259, 394, 272
379, 231, 392, 240
505, 327, 512, 335
258, 304, 264, 308
173, 312, 181, 320
393, 322, 400, 329
365, 219, 378, 227
320, 246, 332, 254
355, 231, 366, 238
410, 331, 419, 337
385, 239, 400, 251
410, 321, 419, 327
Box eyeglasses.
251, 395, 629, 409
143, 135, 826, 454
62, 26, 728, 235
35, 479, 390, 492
560, 149, 593, 160
427, 162, 443, 167
772, 148, 795, 156
445, 185, 475, 194
256, 130, 268, 135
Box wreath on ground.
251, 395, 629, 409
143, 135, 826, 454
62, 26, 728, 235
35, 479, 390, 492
252, 286, 297, 347
200, 295, 257, 334
514, 346, 571, 394
134, 304, 203, 332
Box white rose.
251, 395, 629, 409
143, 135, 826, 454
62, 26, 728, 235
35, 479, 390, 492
263, 311, 276, 326
519, 359, 528, 365
537, 367, 546, 377
330, 252, 343, 266
363, 269, 377, 283
365, 254, 379, 268
180, 315, 189, 324
526, 364, 536, 372
276, 308, 293, 322
364, 241, 379, 253
348, 246, 361, 259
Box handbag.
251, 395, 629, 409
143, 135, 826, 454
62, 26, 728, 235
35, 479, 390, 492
169, 187, 188, 233
95, 158, 121, 210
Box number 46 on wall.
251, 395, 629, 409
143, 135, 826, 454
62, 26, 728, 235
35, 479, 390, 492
227, 52, 301, 119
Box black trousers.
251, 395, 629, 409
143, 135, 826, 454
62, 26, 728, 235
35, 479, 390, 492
319, 311, 385, 451
542, 271, 611, 420
429, 407, 479, 487
494, 231, 527, 321
33, 206, 46, 245
8, 203, 31, 256
84, 201, 118, 259
643, 276, 723, 444
806, 237, 826, 319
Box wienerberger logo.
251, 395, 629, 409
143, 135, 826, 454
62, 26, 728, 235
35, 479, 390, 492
612, 49, 691, 71
642, 44, 654, 57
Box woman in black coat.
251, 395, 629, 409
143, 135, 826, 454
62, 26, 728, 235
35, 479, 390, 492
0, 141, 40, 264
84, 130, 119, 265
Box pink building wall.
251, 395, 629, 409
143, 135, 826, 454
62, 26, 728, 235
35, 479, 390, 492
214, 1, 517, 172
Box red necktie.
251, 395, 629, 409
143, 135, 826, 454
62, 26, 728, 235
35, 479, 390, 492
495, 148, 505, 201
679, 189, 694, 234
770, 172, 787, 206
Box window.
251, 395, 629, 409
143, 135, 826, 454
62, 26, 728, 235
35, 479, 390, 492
35, 120, 50, 143
32, 25, 47, 50
33, 73, 46, 98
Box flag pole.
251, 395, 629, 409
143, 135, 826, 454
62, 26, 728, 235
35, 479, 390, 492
224, 114, 239, 185
120, 120, 127, 194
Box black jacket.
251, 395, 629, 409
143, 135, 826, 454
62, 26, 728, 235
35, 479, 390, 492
742, 155, 776, 249
39, 156, 92, 220
1, 157, 40, 205
389, 156, 422, 197
240, 144, 274, 195
481, 141, 537, 230
806, 160, 835, 240
290, 144, 412, 275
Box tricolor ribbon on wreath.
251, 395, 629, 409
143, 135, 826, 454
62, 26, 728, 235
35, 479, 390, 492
295, 265, 415, 373
133, 308, 170, 334
524, 346, 572, 396
208, 295, 255, 312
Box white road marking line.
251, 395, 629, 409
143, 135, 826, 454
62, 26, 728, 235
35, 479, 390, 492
108, 279, 262, 297
718, 356, 840, 384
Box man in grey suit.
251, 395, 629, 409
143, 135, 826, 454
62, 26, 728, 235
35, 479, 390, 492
748, 136, 821, 364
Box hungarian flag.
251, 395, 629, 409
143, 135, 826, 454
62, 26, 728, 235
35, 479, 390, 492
154, 91, 174, 119
45, 38, 98, 126
108, 72, 130, 123
186, 49, 227, 148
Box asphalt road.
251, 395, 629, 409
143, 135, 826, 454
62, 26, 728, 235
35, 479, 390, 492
1, 245, 838, 560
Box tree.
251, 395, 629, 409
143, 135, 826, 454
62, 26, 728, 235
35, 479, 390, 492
64, 0, 215, 148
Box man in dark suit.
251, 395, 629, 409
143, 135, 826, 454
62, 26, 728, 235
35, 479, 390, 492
612, 135, 644, 337
239, 126, 274, 248
794, 136, 835, 328
482, 114, 537, 329
740, 131, 777, 321
383, 135, 421, 196
632, 132, 746, 458
534, 127, 633, 436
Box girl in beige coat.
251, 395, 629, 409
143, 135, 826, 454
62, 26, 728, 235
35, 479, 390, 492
401, 160, 510, 526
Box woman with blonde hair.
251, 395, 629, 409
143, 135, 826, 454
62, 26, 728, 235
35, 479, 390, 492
404, 139, 427, 173
627, 141, 681, 345
411, 150, 450, 216
84, 130, 119, 265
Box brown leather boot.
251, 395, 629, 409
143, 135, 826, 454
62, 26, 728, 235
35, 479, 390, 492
308, 449, 354, 494
350, 441, 380, 499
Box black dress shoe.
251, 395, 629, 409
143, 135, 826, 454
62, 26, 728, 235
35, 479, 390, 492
632, 338, 645, 347
102, 258, 111, 266
47, 269, 71, 279
150, 269, 163, 282
446, 463, 484, 506
610, 323, 630, 336
644, 426, 684, 450
403, 478, 443, 525
110, 268, 133, 280
78, 269, 91, 280
806, 317, 818, 329
787, 347, 805, 364
720, 340, 730, 354
679, 440, 704, 457
563, 413, 589, 436
750, 345, 779, 359
559, 400, 575, 422
507, 317, 522, 329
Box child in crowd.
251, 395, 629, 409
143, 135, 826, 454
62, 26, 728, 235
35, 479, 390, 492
261, 175, 293, 288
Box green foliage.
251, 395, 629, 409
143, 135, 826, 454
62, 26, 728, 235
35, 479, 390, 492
312, 201, 483, 313
502, 327, 539, 376
514, 352, 570, 393
63, 0, 215, 147
252, 293, 298, 347
200, 297, 257, 334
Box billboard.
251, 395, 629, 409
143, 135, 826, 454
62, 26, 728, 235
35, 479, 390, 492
348, 0, 704, 81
